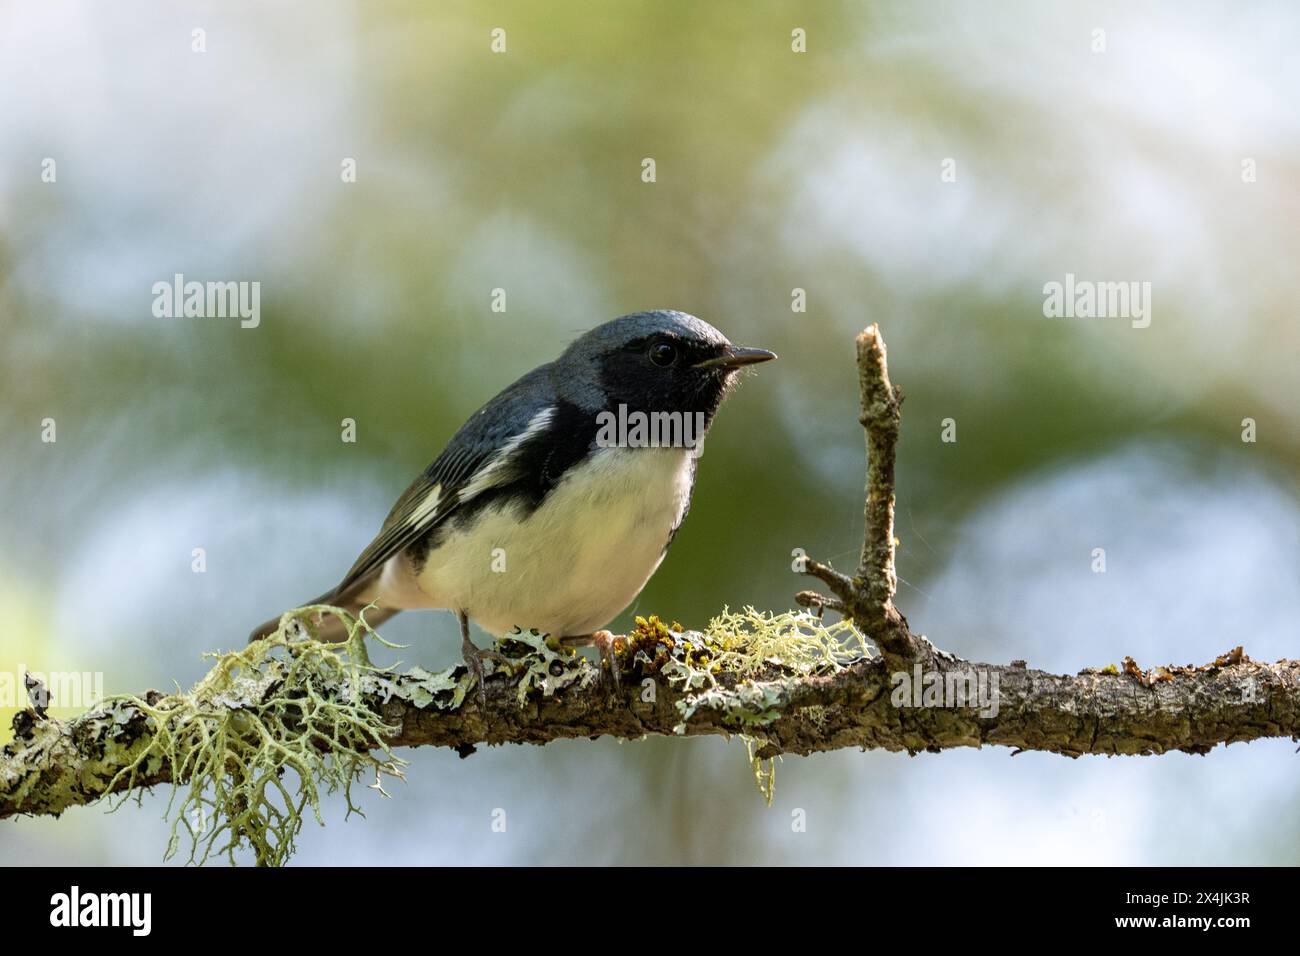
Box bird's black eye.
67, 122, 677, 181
648, 341, 678, 367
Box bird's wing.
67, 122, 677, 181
332, 366, 559, 597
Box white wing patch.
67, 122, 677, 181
459, 406, 556, 502
408, 483, 442, 525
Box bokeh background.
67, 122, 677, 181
2, 0, 1297, 865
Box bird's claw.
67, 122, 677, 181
460, 626, 510, 707
590, 629, 623, 692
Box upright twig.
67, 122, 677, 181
797, 324, 917, 659
855, 325, 902, 611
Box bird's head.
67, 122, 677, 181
557, 310, 776, 423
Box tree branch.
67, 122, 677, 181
4, 641, 1298, 823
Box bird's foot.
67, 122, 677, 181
588, 630, 623, 691
557, 631, 627, 693
561, 632, 621, 691
461, 634, 511, 706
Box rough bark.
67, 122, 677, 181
396, 651, 1300, 758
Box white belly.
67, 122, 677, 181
382, 446, 696, 637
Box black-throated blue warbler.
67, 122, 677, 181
249, 310, 776, 696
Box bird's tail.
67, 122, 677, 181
247, 580, 401, 644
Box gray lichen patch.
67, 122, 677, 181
497, 629, 600, 704
361, 628, 598, 711
1, 692, 162, 822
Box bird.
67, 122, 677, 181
249, 310, 776, 698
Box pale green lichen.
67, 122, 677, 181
701, 606, 872, 678
653, 607, 873, 804
744, 737, 777, 804
104, 606, 418, 867
9, 604, 863, 860
663, 606, 870, 729
96, 606, 606, 865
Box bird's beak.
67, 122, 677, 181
693, 346, 778, 370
